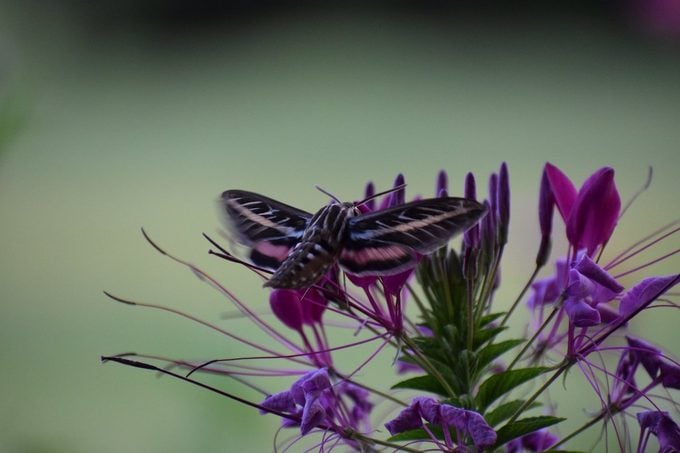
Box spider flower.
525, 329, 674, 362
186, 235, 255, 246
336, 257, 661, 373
385, 397, 496, 451
544, 163, 620, 256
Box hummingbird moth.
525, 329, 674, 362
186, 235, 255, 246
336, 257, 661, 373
221, 189, 487, 289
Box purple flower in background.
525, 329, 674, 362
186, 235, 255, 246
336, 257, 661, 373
506, 429, 560, 452
544, 163, 621, 256
637, 411, 680, 452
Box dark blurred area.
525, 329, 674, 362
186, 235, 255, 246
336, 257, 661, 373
4, 0, 680, 43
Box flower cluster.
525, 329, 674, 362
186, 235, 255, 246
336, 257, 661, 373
103, 162, 679, 452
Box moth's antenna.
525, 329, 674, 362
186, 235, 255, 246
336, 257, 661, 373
356, 184, 407, 207
314, 185, 342, 203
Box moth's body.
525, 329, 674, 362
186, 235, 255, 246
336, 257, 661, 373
266, 203, 356, 288
221, 189, 487, 289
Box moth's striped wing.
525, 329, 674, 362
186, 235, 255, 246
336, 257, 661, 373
221, 190, 312, 270
339, 197, 486, 276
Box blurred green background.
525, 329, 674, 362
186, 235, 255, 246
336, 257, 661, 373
0, 2, 678, 452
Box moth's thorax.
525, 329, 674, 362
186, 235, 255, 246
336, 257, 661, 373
264, 202, 357, 288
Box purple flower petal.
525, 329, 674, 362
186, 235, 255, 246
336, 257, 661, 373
538, 167, 555, 240
626, 336, 662, 377
389, 174, 406, 207
439, 404, 467, 430
269, 289, 303, 331
574, 254, 624, 293
300, 398, 326, 435
498, 162, 510, 243
637, 411, 680, 452
465, 409, 497, 448
300, 368, 331, 397
566, 269, 595, 299
384, 402, 423, 435
464, 172, 479, 248
564, 296, 601, 327
566, 167, 620, 255
415, 397, 440, 425
521, 429, 559, 451
364, 181, 376, 211
544, 163, 577, 222
596, 304, 620, 324
619, 275, 680, 318
437, 170, 448, 198
261, 390, 296, 413
660, 361, 680, 390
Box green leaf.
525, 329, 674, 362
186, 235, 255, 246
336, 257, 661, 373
473, 326, 507, 348
392, 375, 448, 396
494, 416, 565, 447
476, 367, 550, 411
476, 339, 524, 371
484, 400, 541, 426
480, 312, 505, 327
387, 425, 443, 442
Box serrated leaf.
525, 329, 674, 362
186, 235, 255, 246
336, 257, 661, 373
476, 367, 550, 411
392, 375, 448, 396
484, 400, 541, 426
476, 339, 524, 371
494, 416, 565, 447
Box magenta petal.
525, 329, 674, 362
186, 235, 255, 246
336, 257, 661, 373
346, 272, 378, 289
269, 289, 303, 331
564, 296, 601, 326
384, 402, 423, 435
300, 289, 327, 325
300, 398, 325, 435
381, 267, 415, 295
544, 163, 577, 222
619, 275, 680, 317
566, 167, 621, 255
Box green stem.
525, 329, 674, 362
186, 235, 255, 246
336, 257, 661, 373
506, 296, 564, 371
505, 360, 571, 425
466, 276, 474, 351
500, 265, 541, 327
406, 283, 433, 328
401, 335, 456, 398
548, 407, 614, 450
477, 246, 504, 317
335, 372, 407, 407
350, 431, 422, 452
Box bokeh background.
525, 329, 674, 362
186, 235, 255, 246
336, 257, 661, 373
1, 1, 678, 452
